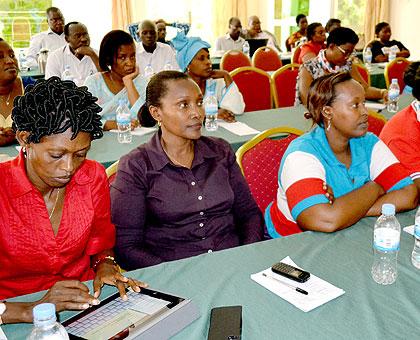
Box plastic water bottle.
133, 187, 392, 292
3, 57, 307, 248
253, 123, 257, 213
163, 61, 173, 71
116, 99, 132, 144
371, 203, 400, 285
204, 90, 218, 132
144, 64, 154, 79
61, 66, 74, 82
19, 49, 27, 70
387, 78, 400, 112
363, 47, 372, 68
411, 207, 420, 269
27, 303, 69, 340
242, 41, 250, 59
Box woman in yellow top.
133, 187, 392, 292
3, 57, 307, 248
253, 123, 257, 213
0, 38, 23, 146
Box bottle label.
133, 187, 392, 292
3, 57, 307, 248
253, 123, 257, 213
374, 228, 400, 251
414, 223, 420, 239
116, 113, 130, 125
388, 89, 399, 101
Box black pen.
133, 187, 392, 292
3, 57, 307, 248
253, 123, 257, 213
262, 273, 309, 295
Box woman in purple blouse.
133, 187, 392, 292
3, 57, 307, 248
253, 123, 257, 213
110, 71, 263, 269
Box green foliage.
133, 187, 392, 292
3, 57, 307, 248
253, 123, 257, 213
336, 0, 366, 34
0, 0, 52, 47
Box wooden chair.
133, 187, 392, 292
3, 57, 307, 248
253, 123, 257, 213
230, 66, 272, 112
384, 57, 411, 92
271, 63, 300, 108
220, 50, 251, 72
252, 46, 282, 72
236, 126, 304, 214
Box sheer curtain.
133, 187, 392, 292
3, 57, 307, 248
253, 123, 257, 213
363, 0, 390, 45
212, 0, 249, 43
112, 0, 132, 30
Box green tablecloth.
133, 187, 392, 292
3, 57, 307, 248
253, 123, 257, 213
3, 208, 419, 339
369, 63, 387, 89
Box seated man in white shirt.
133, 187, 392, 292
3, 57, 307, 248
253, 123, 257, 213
136, 20, 179, 76
25, 7, 66, 68
215, 17, 245, 54
243, 15, 281, 53
45, 22, 100, 86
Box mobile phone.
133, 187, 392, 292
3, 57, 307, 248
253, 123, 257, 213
271, 262, 310, 283
208, 306, 242, 340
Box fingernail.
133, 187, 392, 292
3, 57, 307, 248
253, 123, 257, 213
82, 303, 89, 309
122, 295, 128, 301
134, 286, 140, 292
92, 299, 100, 305
94, 291, 99, 298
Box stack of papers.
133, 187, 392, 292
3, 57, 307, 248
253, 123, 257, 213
251, 257, 345, 312
218, 121, 260, 136
109, 126, 157, 136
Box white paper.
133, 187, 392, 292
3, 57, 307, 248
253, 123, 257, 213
218, 121, 260, 136
251, 256, 345, 312
0, 326, 7, 340
109, 126, 157, 136
403, 225, 414, 236
365, 102, 386, 111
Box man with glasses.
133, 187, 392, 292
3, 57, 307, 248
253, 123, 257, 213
26, 7, 66, 69
296, 27, 387, 106
215, 17, 245, 54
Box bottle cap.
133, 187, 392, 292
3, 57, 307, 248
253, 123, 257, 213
33, 303, 56, 322
381, 203, 395, 216
391, 78, 398, 83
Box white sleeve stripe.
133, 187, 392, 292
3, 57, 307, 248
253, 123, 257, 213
281, 151, 326, 191
411, 172, 420, 180
370, 140, 400, 181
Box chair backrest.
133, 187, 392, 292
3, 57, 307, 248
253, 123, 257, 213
236, 126, 304, 213
220, 50, 251, 72
106, 160, 119, 185
292, 45, 302, 64
354, 63, 370, 86
252, 46, 282, 71
230, 66, 272, 112
11, 17, 31, 48
384, 57, 411, 92
271, 63, 300, 108
367, 111, 387, 136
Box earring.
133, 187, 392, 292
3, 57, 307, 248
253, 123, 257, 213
326, 119, 331, 131
22, 146, 27, 158
157, 120, 161, 127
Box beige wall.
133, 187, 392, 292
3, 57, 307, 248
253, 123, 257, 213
390, 0, 419, 60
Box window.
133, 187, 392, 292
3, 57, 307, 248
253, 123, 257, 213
0, 0, 52, 49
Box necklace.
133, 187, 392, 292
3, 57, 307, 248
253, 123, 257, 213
161, 142, 194, 169
48, 188, 61, 220
0, 91, 11, 106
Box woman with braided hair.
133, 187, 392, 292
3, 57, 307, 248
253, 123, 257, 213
0, 77, 146, 324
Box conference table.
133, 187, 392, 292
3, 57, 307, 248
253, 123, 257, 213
3, 208, 419, 339
0, 95, 412, 168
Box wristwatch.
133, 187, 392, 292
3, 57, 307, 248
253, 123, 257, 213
0, 302, 6, 325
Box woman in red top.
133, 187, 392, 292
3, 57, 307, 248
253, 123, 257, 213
0, 77, 146, 324
298, 22, 326, 64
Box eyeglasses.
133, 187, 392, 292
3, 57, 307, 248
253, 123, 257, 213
336, 45, 354, 58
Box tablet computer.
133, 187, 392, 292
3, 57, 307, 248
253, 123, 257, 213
62, 288, 199, 340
